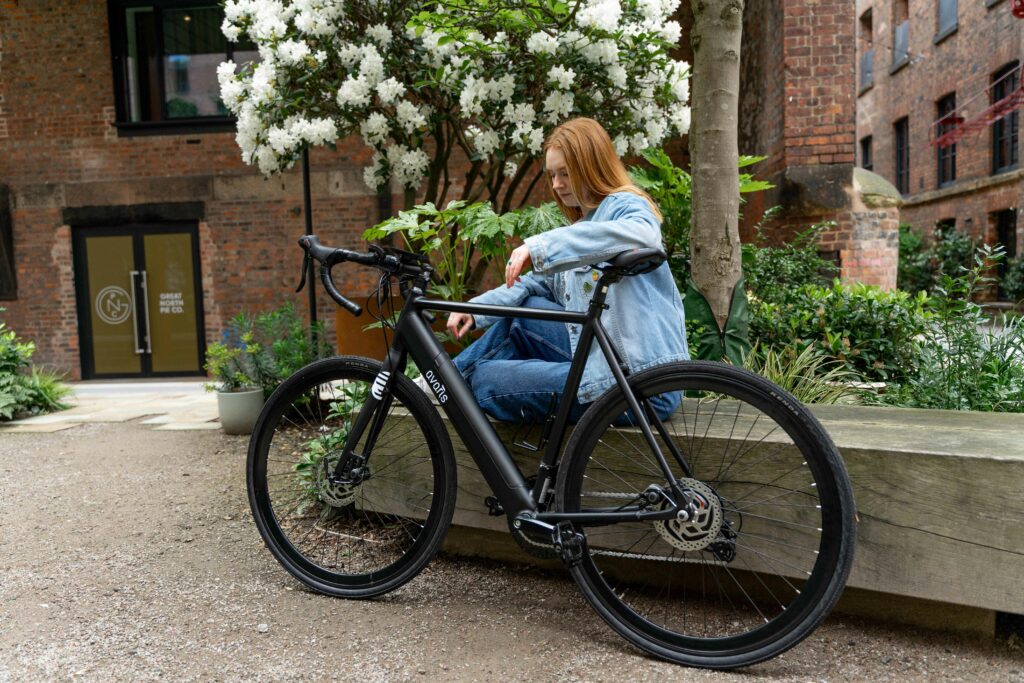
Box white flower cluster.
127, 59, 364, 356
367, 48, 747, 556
218, 0, 692, 188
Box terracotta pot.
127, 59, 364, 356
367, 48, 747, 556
335, 297, 462, 361
216, 388, 265, 435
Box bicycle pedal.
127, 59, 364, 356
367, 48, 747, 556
552, 521, 585, 567
484, 496, 504, 516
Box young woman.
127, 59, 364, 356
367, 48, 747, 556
444, 117, 689, 423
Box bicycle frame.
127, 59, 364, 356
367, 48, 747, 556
333, 272, 694, 531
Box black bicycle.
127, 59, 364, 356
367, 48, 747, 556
246, 236, 856, 669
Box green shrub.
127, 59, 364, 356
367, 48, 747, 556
0, 310, 71, 420
1001, 256, 1024, 303
205, 302, 331, 396
743, 222, 838, 306
749, 280, 928, 383
875, 244, 1024, 412
932, 222, 976, 282
897, 224, 932, 294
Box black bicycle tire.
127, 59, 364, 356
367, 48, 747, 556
556, 360, 856, 669
247, 356, 457, 598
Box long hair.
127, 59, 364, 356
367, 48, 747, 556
543, 117, 663, 224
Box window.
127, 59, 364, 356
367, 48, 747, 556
937, 0, 957, 40
992, 62, 1020, 173
937, 94, 957, 186
0, 184, 15, 300
859, 11, 874, 91
894, 117, 910, 194
860, 136, 873, 171
108, 1, 257, 133
892, 0, 910, 70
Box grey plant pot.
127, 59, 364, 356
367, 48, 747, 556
216, 388, 266, 435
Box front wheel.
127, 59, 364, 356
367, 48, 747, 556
557, 361, 856, 669
247, 356, 457, 598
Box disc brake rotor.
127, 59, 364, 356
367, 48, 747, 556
654, 478, 723, 552
314, 452, 358, 508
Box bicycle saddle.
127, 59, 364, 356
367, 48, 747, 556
602, 247, 667, 276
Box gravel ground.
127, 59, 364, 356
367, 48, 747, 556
1, 420, 1021, 682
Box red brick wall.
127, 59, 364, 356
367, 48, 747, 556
739, 0, 879, 287
856, 0, 1024, 253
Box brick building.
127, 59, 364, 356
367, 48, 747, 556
1, 0, 878, 378
855, 0, 1024, 292
0, 1, 385, 379
740, 0, 901, 289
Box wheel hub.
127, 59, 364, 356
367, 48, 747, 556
315, 452, 358, 507
654, 479, 723, 552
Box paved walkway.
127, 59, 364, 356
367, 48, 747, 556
0, 380, 220, 433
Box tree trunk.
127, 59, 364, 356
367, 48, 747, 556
689, 0, 744, 331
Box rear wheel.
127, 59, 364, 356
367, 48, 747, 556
557, 361, 856, 669
248, 356, 456, 598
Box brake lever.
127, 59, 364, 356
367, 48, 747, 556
295, 251, 311, 293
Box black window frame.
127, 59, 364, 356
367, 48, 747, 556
107, 0, 247, 137
992, 62, 1020, 174
894, 117, 910, 195
936, 93, 957, 187
994, 209, 1018, 299
0, 184, 15, 301
860, 135, 873, 171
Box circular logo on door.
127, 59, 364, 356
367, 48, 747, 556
95, 286, 132, 325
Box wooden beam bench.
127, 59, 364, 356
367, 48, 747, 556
426, 404, 1024, 636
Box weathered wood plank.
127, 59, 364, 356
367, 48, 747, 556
367, 403, 1024, 615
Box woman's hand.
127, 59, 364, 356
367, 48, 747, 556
447, 312, 475, 339
505, 244, 533, 288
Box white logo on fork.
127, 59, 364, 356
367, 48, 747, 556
371, 371, 390, 400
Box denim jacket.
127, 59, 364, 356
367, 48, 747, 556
468, 191, 690, 403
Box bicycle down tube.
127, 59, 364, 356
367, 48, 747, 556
333, 276, 689, 527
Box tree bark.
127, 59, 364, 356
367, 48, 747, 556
689, 0, 744, 330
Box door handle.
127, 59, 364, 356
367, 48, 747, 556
129, 270, 153, 355
129, 270, 144, 354
139, 270, 153, 354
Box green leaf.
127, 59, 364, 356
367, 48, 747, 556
683, 279, 751, 365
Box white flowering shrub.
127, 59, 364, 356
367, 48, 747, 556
219, 0, 691, 211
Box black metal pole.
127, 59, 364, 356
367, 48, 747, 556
302, 147, 317, 328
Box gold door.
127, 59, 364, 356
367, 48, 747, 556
76, 227, 204, 377
143, 233, 200, 373
85, 235, 142, 375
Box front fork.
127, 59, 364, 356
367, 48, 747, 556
329, 346, 407, 484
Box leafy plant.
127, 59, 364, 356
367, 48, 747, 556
0, 309, 71, 420
204, 303, 331, 396
1000, 256, 1024, 302
877, 244, 1024, 412
932, 222, 976, 283
363, 200, 564, 301
897, 223, 932, 294
743, 222, 839, 306
743, 343, 866, 405
748, 281, 929, 383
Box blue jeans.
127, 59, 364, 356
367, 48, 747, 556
453, 296, 680, 425
453, 296, 586, 424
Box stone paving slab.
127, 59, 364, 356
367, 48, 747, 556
2, 381, 221, 432
0, 422, 81, 433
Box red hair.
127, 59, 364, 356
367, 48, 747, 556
544, 117, 662, 223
